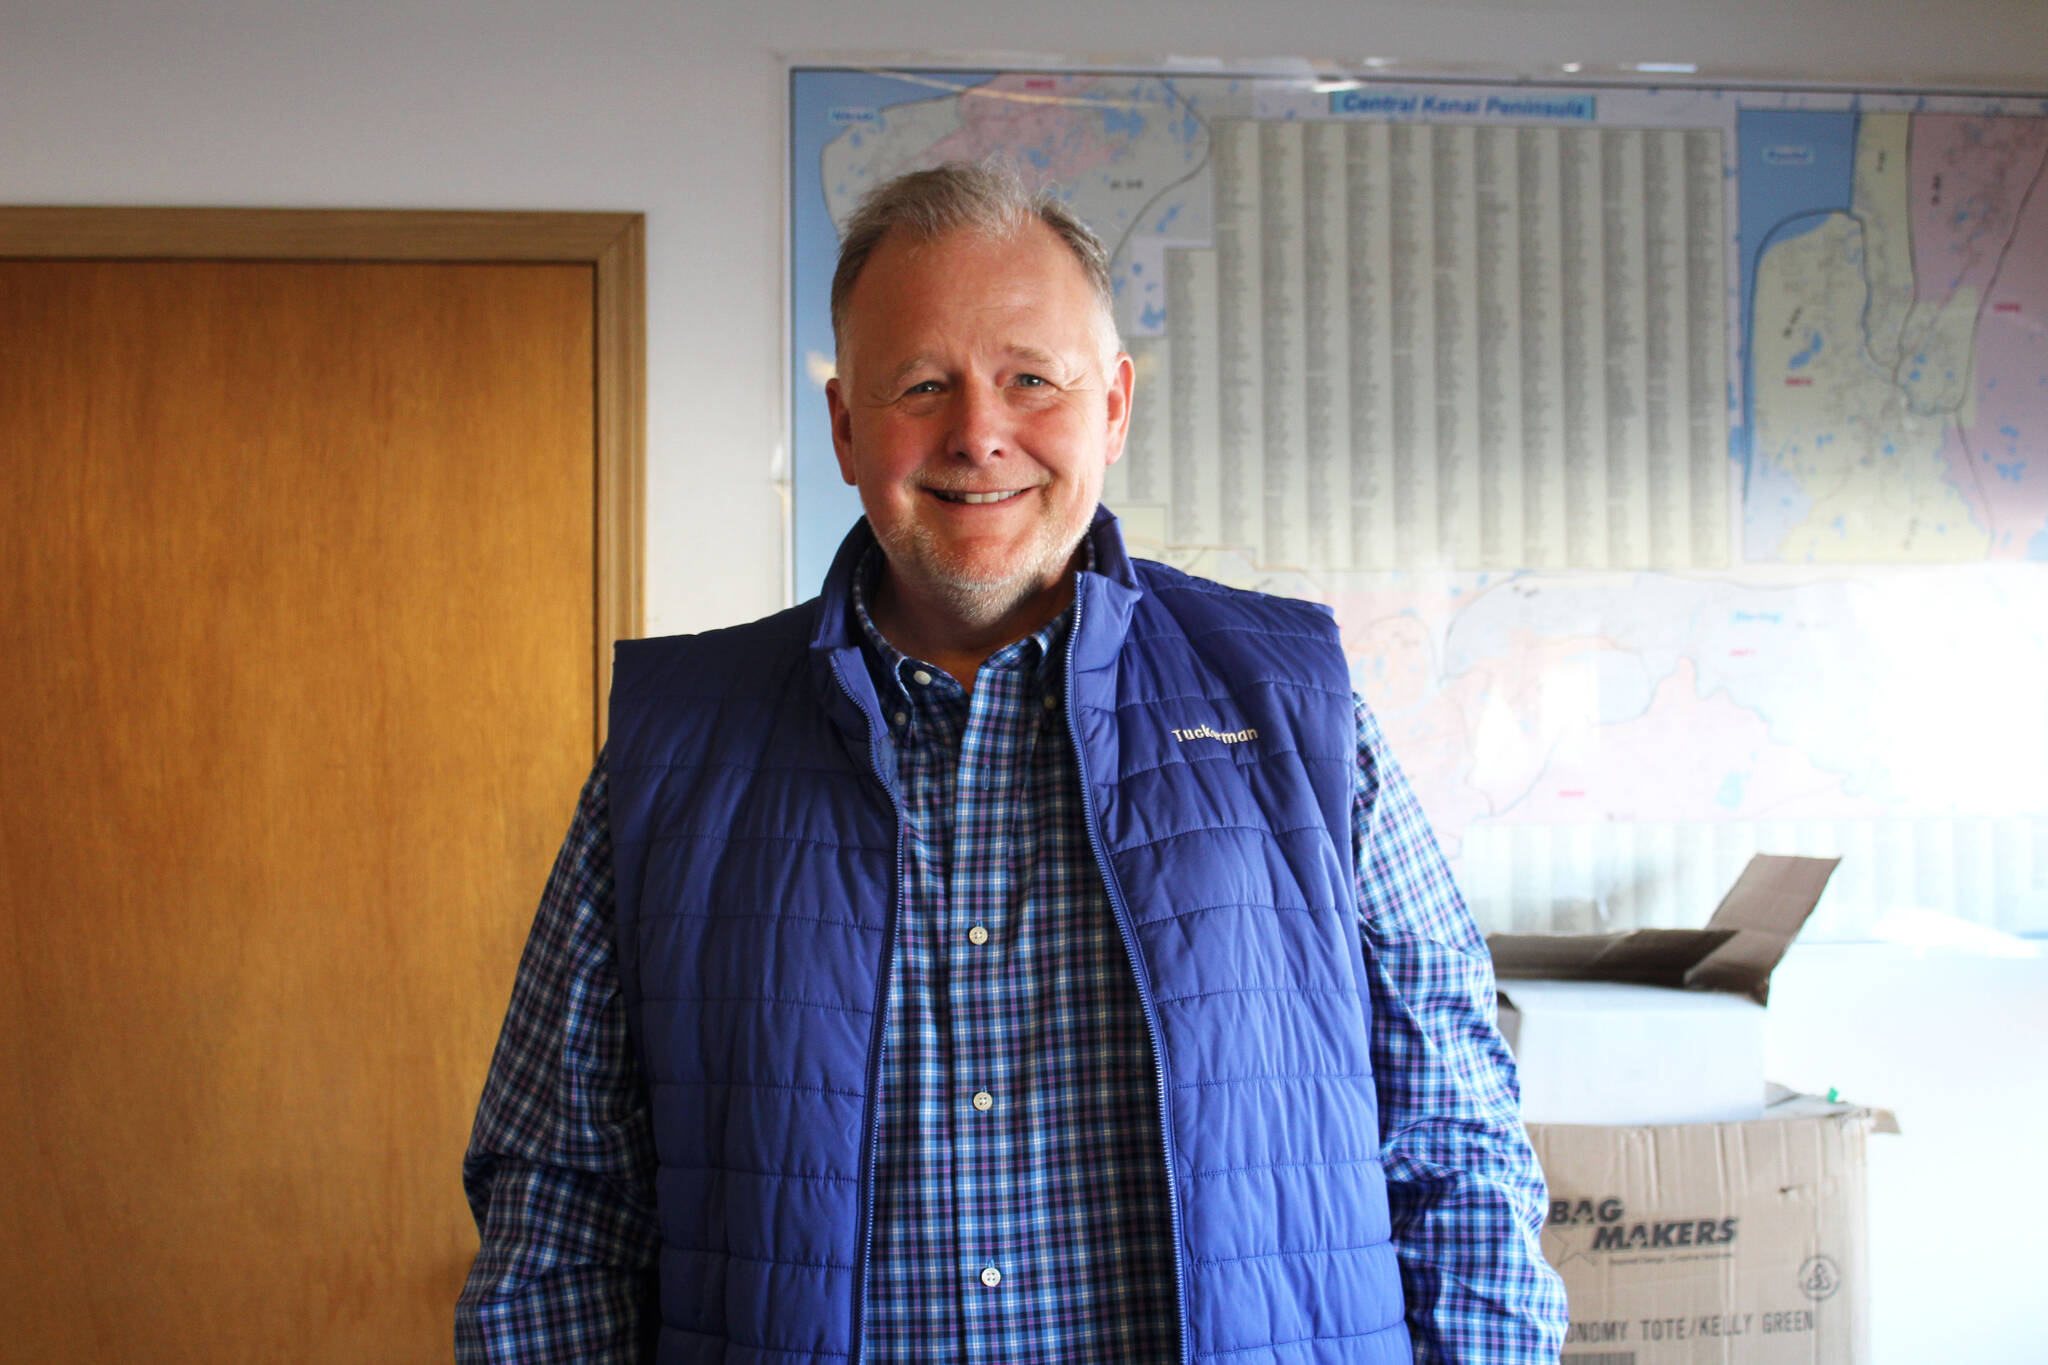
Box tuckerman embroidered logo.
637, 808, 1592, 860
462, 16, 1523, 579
1170, 723, 1259, 745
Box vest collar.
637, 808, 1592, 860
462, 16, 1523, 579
806, 512, 1144, 767
1069, 505, 1142, 679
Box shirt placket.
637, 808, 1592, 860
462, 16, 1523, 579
946, 646, 1037, 1364
874, 664, 966, 1359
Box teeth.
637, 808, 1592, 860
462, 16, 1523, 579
936, 489, 1024, 504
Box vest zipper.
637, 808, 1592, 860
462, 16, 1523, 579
1061, 586, 1193, 1365
832, 654, 906, 1365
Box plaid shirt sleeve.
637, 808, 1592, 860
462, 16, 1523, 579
1351, 696, 1569, 1364
456, 758, 659, 1364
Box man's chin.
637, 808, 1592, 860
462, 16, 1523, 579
894, 545, 1076, 625
921, 564, 1045, 616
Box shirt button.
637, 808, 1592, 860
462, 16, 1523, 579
911, 668, 934, 686
971, 1090, 993, 1111
967, 925, 989, 946
891, 710, 907, 727
980, 1266, 1002, 1288
1043, 694, 1057, 710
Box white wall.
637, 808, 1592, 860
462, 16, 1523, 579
1769, 945, 2039, 1365
1767, 943, 2047, 1365
6, 3, 2042, 1359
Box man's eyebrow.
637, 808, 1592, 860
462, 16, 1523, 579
877, 345, 1074, 390
877, 355, 937, 391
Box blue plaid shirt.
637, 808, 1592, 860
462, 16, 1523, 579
458, 577, 1565, 1364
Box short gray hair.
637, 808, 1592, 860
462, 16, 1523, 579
830, 160, 1119, 363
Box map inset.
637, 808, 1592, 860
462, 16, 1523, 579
791, 70, 2048, 937
1745, 111, 2048, 562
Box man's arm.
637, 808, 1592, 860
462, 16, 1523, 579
456, 759, 660, 1364
1350, 697, 1568, 1364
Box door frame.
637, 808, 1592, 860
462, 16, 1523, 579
0, 206, 645, 747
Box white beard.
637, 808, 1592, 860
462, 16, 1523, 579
874, 508, 1087, 630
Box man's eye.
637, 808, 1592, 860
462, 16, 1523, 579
1014, 374, 1047, 387
903, 380, 942, 396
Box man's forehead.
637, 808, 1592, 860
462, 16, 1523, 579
857, 220, 1070, 290
838, 221, 1114, 365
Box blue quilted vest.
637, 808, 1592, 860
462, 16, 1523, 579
607, 512, 1410, 1365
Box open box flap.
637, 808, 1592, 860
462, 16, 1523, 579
1690, 854, 1841, 1004
1488, 854, 1840, 1003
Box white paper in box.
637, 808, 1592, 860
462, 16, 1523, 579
1489, 855, 1839, 1127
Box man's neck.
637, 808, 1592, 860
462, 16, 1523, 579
869, 571, 1075, 694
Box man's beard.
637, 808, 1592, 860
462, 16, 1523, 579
876, 509, 1087, 629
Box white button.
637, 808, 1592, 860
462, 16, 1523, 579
911, 669, 934, 686
980, 1266, 1002, 1287
971, 1090, 993, 1111
967, 925, 989, 946
892, 711, 907, 726
1043, 694, 1057, 710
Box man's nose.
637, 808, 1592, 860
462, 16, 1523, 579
946, 380, 1008, 462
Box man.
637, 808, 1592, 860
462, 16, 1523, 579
458, 162, 1567, 1364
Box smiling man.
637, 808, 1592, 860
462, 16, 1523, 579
825, 209, 1130, 681
458, 163, 1567, 1365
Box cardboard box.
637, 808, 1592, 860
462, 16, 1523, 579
1529, 1088, 1900, 1365
1491, 855, 1840, 1125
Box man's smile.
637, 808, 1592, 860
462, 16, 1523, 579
926, 487, 1029, 505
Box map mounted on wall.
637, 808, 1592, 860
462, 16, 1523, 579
789, 65, 2048, 939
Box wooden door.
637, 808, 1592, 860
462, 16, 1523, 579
0, 216, 642, 1363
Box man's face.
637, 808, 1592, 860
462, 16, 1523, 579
826, 219, 1132, 628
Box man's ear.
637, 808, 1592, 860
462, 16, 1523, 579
1103, 351, 1135, 467
826, 374, 858, 486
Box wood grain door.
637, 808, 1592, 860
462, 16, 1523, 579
0, 218, 640, 1364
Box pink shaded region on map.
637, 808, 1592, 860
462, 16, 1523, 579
1909, 116, 2048, 303
922, 74, 1120, 186
1350, 613, 1503, 846
1501, 658, 1879, 826
1914, 116, 2048, 556
1334, 592, 1881, 852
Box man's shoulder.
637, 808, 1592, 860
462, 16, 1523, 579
612, 600, 822, 700
1127, 557, 1340, 642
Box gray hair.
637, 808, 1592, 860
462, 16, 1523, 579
830, 160, 1120, 364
